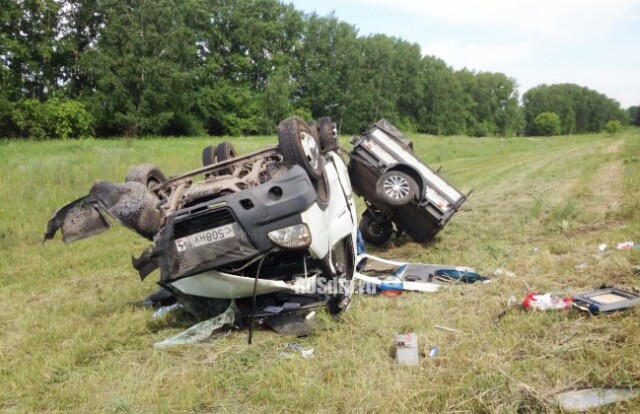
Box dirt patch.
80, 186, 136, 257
601, 139, 624, 154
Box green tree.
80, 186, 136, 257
455, 70, 521, 137
627, 105, 640, 126
80, 0, 208, 136
258, 67, 296, 133
523, 83, 625, 135
418, 56, 466, 135
533, 112, 561, 136
605, 119, 622, 136
563, 108, 576, 136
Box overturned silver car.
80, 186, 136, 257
45, 116, 358, 317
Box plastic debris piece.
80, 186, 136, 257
531, 247, 539, 253
286, 343, 314, 358
598, 243, 607, 252
305, 311, 316, 320
617, 241, 635, 250
152, 303, 182, 318
428, 345, 439, 358
153, 301, 238, 349
554, 387, 639, 412
396, 333, 419, 366
523, 292, 572, 311
507, 295, 517, 308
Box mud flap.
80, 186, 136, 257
44, 180, 163, 244
44, 195, 111, 244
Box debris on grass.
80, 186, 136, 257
396, 333, 419, 366
522, 292, 572, 311
285, 343, 315, 358
433, 269, 490, 284
598, 243, 608, 252
553, 387, 640, 412
153, 301, 238, 349
428, 345, 439, 359
571, 288, 640, 314
617, 241, 635, 250
354, 253, 477, 293
152, 303, 182, 318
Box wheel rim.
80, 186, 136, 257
383, 175, 410, 200
366, 219, 387, 236
300, 132, 320, 169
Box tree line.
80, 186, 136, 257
0, 0, 636, 139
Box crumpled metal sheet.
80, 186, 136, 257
44, 180, 163, 243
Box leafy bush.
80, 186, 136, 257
11, 98, 94, 139
605, 119, 622, 136
533, 112, 561, 136
470, 120, 497, 137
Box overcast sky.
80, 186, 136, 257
289, 0, 640, 108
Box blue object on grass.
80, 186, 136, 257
434, 269, 489, 284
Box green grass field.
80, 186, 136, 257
1, 129, 639, 413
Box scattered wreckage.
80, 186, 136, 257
44, 117, 466, 322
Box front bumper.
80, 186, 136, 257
167, 268, 321, 299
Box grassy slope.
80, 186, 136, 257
1, 130, 639, 413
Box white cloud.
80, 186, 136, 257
355, 0, 640, 41
421, 40, 538, 73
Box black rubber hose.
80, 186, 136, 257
248, 252, 270, 345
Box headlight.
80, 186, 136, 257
267, 224, 311, 249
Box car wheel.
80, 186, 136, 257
319, 116, 337, 151
202, 145, 218, 166
307, 120, 320, 141
125, 164, 168, 202
359, 208, 393, 245
375, 171, 417, 206
278, 116, 323, 180
327, 236, 355, 317
126, 163, 166, 190
216, 141, 237, 175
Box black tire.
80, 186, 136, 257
277, 116, 323, 180
375, 171, 417, 207
216, 141, 237, 175
359, 209, 393, 245
125, 164, 166, 190
319, 116, 337, 150
307, 120, 320, 141
202, 145, 218, 166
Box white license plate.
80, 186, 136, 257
174, 224, 235, 252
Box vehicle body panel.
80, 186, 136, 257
348, 119, 466, 243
